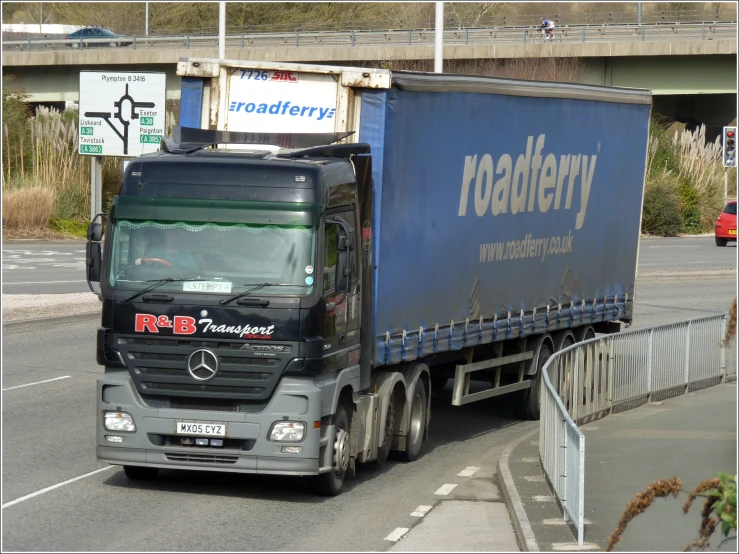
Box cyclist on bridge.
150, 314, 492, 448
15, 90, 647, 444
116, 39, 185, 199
540, 18, 556, 40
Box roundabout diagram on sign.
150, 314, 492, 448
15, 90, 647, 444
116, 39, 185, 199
83, 84, 155, 155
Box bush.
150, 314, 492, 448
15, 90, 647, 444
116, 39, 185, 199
677, 181, 702, 234
642, 180, 683, 237
2, 185, 55, 231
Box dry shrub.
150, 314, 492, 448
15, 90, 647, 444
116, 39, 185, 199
724, 297, 737, 345
671, 125, 737, 231
27, 106, 90, 220
606, 477, 683, 551
2, 185, 55, 231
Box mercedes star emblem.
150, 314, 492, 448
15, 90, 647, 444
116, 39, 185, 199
187, 348, 219, 381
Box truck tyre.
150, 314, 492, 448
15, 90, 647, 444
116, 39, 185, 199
430, 376, 448, 393
374, 398, 395, 465
399, 379, 427, 462
123, 465, 159, 480
515, 343, 552, 421
310, 403, 350, 496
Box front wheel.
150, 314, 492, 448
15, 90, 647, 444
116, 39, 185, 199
716, 236, 728, 247
399, 379, 427, 462
309, 404, 350, 496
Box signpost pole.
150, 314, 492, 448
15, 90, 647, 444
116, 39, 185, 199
434, 2, 444, 73
90, 156, 102, 220
219, 2, 226, 60
724, 167, 728, 206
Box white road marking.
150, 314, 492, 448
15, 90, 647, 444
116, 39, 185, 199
2, 376, 71, 391
552, 542, 600, 550
523, 475, 545, 482
2, 466, 114, 509
2, 280, 87, 285
457, 466, 480, 477
410, 505, 433, 517
434, 484, 458, 495
521, 457, 539, 462
581, 426, 600, 431
384, 527, 410, 542
533, 495, 554, 501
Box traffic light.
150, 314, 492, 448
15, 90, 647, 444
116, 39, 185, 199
723, 126, 736, 167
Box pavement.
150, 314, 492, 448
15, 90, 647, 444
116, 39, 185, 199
500, 382, 738, 552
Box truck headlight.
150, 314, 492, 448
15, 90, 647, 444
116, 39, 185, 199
269, 421, 305, 442
104, 411, 136, 432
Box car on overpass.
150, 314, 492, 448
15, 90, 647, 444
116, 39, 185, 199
714, 199, 737, 246
65, 27, 132, 48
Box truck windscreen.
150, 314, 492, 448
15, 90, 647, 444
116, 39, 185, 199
107, 219, 315, 296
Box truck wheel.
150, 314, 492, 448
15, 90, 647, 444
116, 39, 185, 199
123, 465, 159, 480
374, 398, 395, 465
399, 379, 427, 462
310, 404, 350, 496
515, 343, 552, 421
430, 376, 448, 393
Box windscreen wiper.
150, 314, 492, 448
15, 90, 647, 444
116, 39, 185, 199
219, 283, 308, 306
124, 278, 208, 303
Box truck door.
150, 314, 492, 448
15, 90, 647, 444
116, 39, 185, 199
321, 210, 360, 366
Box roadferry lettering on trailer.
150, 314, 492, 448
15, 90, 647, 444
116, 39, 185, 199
134, 313, 275, 339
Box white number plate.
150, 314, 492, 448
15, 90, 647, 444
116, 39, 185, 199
175, 421, 227, 437
183, 281, 232, 293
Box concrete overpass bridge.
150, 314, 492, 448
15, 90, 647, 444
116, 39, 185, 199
3, 22, 737, 134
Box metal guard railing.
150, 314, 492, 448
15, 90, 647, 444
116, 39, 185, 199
2, 22, 737, 52
539, 312, 737, 546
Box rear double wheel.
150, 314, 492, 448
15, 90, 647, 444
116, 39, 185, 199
515, 343, 552, 421
399, 379, 427, 462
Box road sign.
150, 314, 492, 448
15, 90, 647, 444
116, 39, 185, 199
78, 71, 166, 157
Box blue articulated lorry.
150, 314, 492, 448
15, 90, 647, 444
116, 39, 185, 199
87, 59, 651, 495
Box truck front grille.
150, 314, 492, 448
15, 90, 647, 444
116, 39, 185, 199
165, 452, 238, 464
142, 382, 263, 395
115, 334, 292, 402
136, 367, 272, 380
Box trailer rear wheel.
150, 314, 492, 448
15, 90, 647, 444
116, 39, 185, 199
515, 343, 552, 420
399, 379, 427, 462
309, 404, 350, 496
123, 465, 159, 480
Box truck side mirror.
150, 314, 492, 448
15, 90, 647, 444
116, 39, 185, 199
88, 222, 103, 242
86, 242, 102, 283
335, 251, 351, 294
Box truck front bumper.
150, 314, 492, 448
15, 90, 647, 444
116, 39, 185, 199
97, 371, 330, 476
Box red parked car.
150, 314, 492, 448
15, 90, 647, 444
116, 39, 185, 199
715, 199, 737, 246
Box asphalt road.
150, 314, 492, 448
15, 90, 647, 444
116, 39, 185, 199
2, 240, 88, 295
1, 236, 736, 551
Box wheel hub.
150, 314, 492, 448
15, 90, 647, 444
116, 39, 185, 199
333, 428, 350, 473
